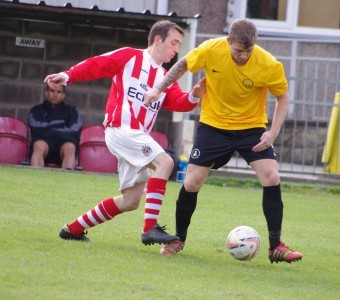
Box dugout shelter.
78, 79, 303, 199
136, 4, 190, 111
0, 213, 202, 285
0, 0, 200, 159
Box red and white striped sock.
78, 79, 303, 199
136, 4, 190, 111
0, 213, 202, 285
67, 197, 122, 236
143, 178, 167, 233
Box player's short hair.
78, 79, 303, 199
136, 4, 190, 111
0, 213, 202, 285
46, 83, 65, 92
148, 20, 185, 46
228, 18, 257, 48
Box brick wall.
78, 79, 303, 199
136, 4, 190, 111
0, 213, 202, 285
0, 17, 173, 135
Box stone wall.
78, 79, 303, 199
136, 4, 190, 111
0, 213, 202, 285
169, 0, 227, 35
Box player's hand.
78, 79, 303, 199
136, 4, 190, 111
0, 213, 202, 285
192, 77, 206, 98
44, 72, 67, 88
144, 88, 161, 107
252, 131, 275, 152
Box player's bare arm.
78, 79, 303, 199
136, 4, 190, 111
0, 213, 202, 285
252, 91, 289, 152
144, 57, 188, 106
155, 57, 188, 91
191, 77, 206, 99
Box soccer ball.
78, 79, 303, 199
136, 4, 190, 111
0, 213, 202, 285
226, 226, 261, 261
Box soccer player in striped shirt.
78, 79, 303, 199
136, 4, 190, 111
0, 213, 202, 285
44, 20, 206, 246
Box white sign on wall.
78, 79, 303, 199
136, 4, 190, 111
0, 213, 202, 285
15, 37, 45, 48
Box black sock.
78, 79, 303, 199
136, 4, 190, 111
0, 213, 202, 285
262, 185, 283, 250
175, 185, 198, 242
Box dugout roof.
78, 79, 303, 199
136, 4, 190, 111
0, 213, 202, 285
0, 0, 200, 31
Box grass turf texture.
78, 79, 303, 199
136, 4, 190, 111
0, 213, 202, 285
1, 165, 339, 299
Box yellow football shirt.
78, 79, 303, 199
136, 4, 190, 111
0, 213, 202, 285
186, 37, 288, 130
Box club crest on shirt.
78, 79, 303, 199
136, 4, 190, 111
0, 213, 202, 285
141, 145, 152, 156
243, 78, 253, 88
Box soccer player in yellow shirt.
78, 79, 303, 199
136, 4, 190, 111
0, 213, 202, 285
144, 18, 303, 264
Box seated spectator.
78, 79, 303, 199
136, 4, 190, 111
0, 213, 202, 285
28, 84, 82, 170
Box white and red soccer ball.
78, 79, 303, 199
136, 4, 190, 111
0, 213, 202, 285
226, 226, 261, 261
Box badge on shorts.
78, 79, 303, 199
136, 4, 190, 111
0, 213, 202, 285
141, 145, 152, 156
191, 148, 200, 159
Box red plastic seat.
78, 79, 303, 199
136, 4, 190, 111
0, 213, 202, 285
79, 125, 118, 173
0, 117, 29, 165
150, 130, 169, 149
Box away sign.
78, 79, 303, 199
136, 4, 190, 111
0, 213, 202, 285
15, 37, 45, 48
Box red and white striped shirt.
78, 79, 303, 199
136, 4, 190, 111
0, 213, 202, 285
66, 48, 197, 132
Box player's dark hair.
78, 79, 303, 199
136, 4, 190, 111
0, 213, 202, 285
46, 83, 65, 92
228, 18, 257, 48
148, 20, 184, 46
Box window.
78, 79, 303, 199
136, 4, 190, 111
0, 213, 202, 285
226, 0, 340, 38
246, 0, 285, 21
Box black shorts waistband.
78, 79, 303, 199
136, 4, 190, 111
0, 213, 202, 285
199, 122, 266, 134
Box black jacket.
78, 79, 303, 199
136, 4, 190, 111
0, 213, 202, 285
28, 100, 83, 146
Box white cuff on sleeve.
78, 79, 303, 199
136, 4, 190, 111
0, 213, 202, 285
60, 72, 69, 85
188, 91, 201, 103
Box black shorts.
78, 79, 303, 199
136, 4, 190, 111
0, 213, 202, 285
30, 137, 76, 165
44, 138, 64, 165
189, 123, 276, 170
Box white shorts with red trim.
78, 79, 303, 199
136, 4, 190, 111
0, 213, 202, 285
105, 126, 164, 191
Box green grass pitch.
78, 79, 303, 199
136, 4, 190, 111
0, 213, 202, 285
1, 165, 339, 299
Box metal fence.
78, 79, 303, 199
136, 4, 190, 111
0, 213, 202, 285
191, 37, 340, 176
